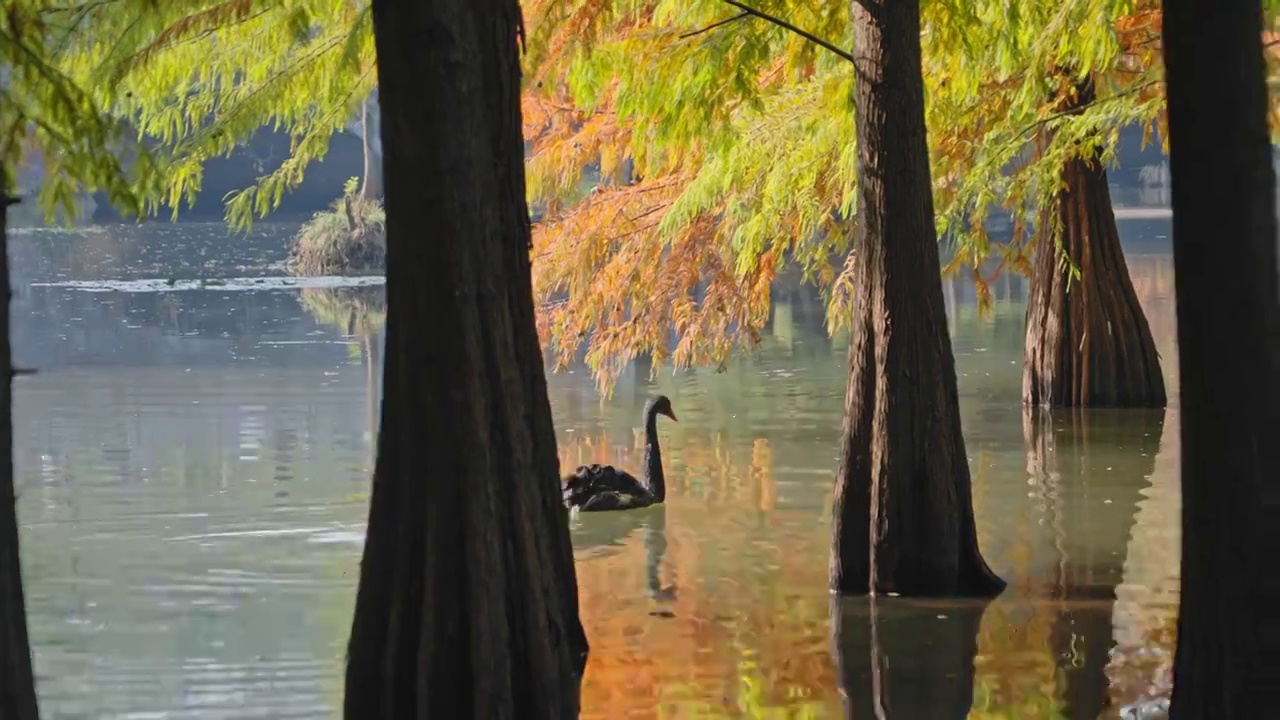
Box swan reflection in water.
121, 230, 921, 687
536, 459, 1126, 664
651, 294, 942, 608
568, 503, 677, 609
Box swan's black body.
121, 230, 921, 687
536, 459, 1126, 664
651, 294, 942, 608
562, 396, 676, 512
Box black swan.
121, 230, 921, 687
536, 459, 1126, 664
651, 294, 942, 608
562, 395, 677, 512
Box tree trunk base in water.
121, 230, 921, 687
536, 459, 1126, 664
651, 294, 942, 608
830, 0, 1004, 600
1022, 84, 1165, 409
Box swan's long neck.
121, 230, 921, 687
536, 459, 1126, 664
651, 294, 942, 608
642, 410, 666, 502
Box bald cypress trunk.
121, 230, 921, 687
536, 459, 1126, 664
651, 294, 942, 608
1162, 0, 1280, 717
343, 0, 588, 716
1023, 77, 1166, 408
829, 0, 1004, 597
0, 174, 39, 719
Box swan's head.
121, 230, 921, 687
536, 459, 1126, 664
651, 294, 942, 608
646, 395, 678, 422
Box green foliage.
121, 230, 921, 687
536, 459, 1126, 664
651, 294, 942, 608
51, 0, 376, 227
523, 0, 1276, 390
1, 1, 163, 222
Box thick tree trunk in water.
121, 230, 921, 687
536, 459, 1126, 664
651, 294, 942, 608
830, 0, 1004, 597
343, 0, 588, 717
0, 176, 39, 719
1023, 79, 1166, 408
1162, 0, 1280, 717
359, 98, 383, 201
832, 596, 990, 718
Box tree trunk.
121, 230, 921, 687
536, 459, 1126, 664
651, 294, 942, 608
1022, 77, 1166, 408
829, 0, 1004, 597
359, 96, 383, 201
343, 0, 589, 717
0, 175, 40, 719
1162, 0, 1280, 716
832, 596, 990, 718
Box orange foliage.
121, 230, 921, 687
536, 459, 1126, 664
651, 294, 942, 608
533, 175, 773, 392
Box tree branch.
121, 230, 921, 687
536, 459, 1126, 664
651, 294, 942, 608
714, 0, 853, 64
1013, 78, 1160, 142
679, 11, 750, 40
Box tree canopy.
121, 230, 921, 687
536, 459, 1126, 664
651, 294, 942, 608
46, 0, 375, 225
23, 0, 1280, 392
1, 1, 164, 219
520, 0, 1216, 392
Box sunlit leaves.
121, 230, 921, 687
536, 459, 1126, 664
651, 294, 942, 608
524, 0, 1280, 392
524, 0, 851, 393
49, 0, 375, 227
1, 1, 163, 222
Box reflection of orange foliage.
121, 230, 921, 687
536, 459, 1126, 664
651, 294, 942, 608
574, 499, 836, 717
559, 411, 1179, 716
562, 432, 834, 715
972, 451, 1066, 714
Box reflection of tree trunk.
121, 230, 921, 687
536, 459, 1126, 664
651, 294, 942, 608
1162, 3, 1279, 717
831, 0, 1003, 597
1052, 598, 1118, 720
1023, 407, 1164, 719
0, 172, 39, 719
363, 329, 380, 471
644, 506, 676, 602
359, 97, 383, 201
832, 596, 990, 719
343, 1, 587, 715
1022, 77, 1165, 409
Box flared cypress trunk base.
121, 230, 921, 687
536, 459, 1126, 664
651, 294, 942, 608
830, 0, 1004, 600
1023, 91, 1165, 409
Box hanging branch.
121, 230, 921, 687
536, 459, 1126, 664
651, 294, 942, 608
714, 0, 854, 64
679, 11, 750, 40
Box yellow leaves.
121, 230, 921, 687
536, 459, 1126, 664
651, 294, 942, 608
825, 248, 857, 336
111, 0, 261, 83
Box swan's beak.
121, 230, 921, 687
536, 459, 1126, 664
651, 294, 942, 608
664, 409, 678, 422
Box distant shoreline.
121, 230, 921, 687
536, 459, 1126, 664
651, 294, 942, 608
1113, 206, 1172, 219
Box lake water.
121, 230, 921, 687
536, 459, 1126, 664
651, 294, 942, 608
9, 219, 1180, 719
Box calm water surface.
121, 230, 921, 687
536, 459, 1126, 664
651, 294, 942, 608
10, 220, 1180, 719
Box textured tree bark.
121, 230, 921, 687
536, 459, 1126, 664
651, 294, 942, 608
1023, 78, 1166, 408
829, 0, 1005, 597
0, 174, 39, 719
343, 0, 589, 717
831, 596, 990, 719
1162, 0, 1280, 717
